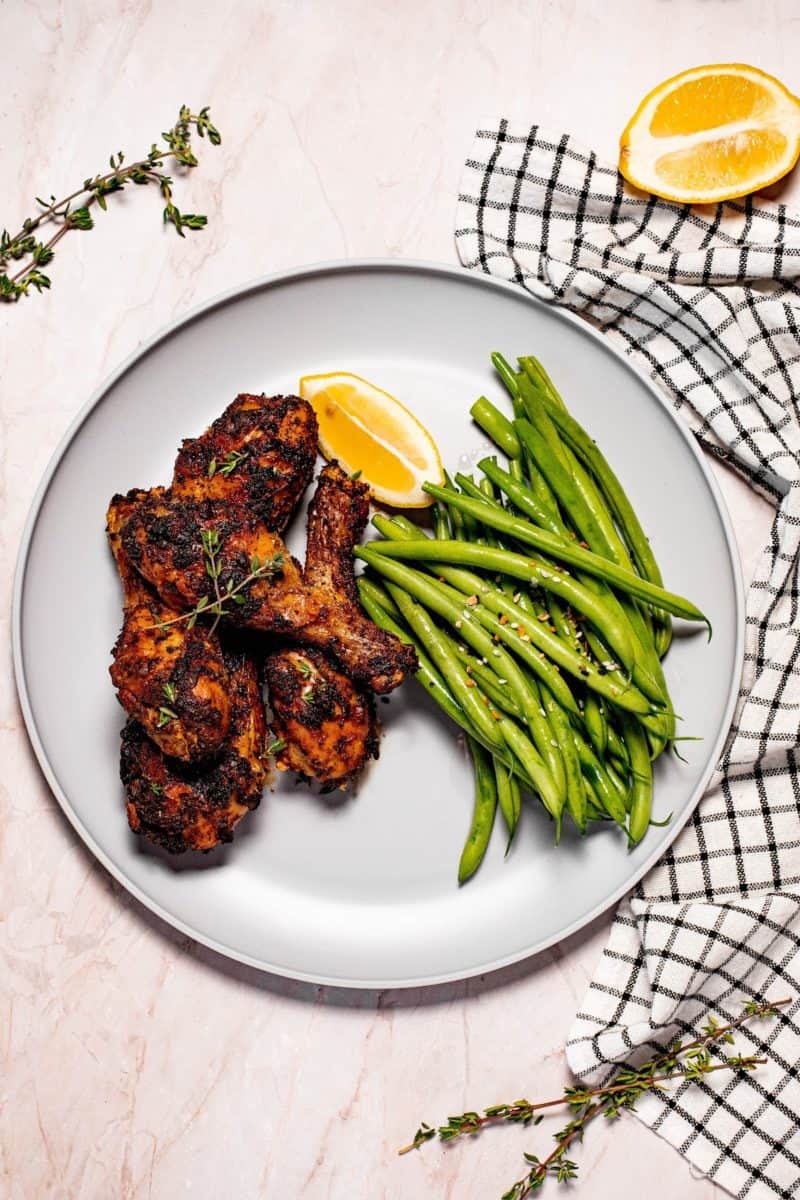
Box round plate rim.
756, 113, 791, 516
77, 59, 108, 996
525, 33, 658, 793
11, 258, 746, 989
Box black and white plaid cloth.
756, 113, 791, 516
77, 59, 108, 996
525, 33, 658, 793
456, 123, 800, 1199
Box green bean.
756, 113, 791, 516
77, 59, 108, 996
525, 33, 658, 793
516, 372, 572, 464
470, 396, 521, 459
360, 559, 568, 824
373, 516, 569, 785
515, 416, 620, 553
433, 501, 452, 541
442, 473, 467, 541
605, 759, 631, 812
459, 739, 498, 882
366, 536, 637, 674
453, 645, 521, 718
384, 582, 504, 748
360, 542, 659, 723
498, 718, 564, 834
494, 757, 521, 841
455, 475, 482, 540
582, 777, 607, 824
584, 692, 608, 757
606, 721, 630, 771
421, 483, 708, 627
476, 458, 670, 707
490, 351, 524, 414
518, 353, 672, 657
534, 389, 663, 579
545, 593, 577, 645
622, 714, 654, 846
358, 574, 402, 618
544, 698, 587, 833
531, 384, 671, 638
518, 355, 566, 411
366, 524, 579, 714
527, 674, 568, 801
574, 733, 628, 827
477, 457, 565, 536
357, 579, 542, 792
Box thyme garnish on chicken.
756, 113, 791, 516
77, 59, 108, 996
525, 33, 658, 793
151, 529, 286, 635
207, 450, 249, 478
1, 105, 220, 301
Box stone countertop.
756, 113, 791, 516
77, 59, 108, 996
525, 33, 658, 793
2, 2, 793, 1196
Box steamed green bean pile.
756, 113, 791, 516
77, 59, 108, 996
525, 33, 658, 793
355, 353, 709, 882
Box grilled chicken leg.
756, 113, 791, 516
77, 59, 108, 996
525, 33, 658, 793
264, 646, 378, 790
264, 463, 389, 789
107, 490, 233, 761
120, 644, 267, 853
121, 416, 417, 692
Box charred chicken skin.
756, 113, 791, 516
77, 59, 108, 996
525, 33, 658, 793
264, 462, 391, 789
299, 463, 418, 693
109, 393, 417, 854
264, 647, 379, 790
120, 402, 417, 693
171, 392, 317, 532
120, 644, 267, 854
107, 490, 233, 761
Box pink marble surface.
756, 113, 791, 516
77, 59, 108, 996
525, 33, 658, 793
1, 2, 794, 1196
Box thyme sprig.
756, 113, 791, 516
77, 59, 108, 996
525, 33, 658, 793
208, 449, 249, 478
400, 997, 789, 1196
1, 105, 220, 302
152, 528, 285, 635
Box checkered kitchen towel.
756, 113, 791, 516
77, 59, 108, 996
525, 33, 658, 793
456, 123, 800, 1199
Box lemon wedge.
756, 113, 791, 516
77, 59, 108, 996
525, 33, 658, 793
619, 63, 800, 203
299, 371, 444, 508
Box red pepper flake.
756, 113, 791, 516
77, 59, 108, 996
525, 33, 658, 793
466, 595, 479, 607
465, 678, 476, 688
498, 613, 509, 625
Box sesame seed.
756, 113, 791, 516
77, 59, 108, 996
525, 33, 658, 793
455, 619, 463, 629
465, 679, 476, 688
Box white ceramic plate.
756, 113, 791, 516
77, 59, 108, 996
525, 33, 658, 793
13, 261, 744, 988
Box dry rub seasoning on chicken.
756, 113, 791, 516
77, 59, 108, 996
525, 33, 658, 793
107, 392, 416, 853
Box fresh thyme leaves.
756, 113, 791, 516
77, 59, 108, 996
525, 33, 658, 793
302, 689, 316, 705
399, 997, 790, 1195
163, 682, 177, 704
157, 706, 178, 728
1, 105, 220, 302
297, 659, 313, 679
208, 450, 249, 478
152, 531, 285, 635
268, 737, 286, 756
150, 782, 164, 795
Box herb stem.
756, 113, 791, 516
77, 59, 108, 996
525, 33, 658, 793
2, 105, 220, 301
399, 997, 790, 1194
